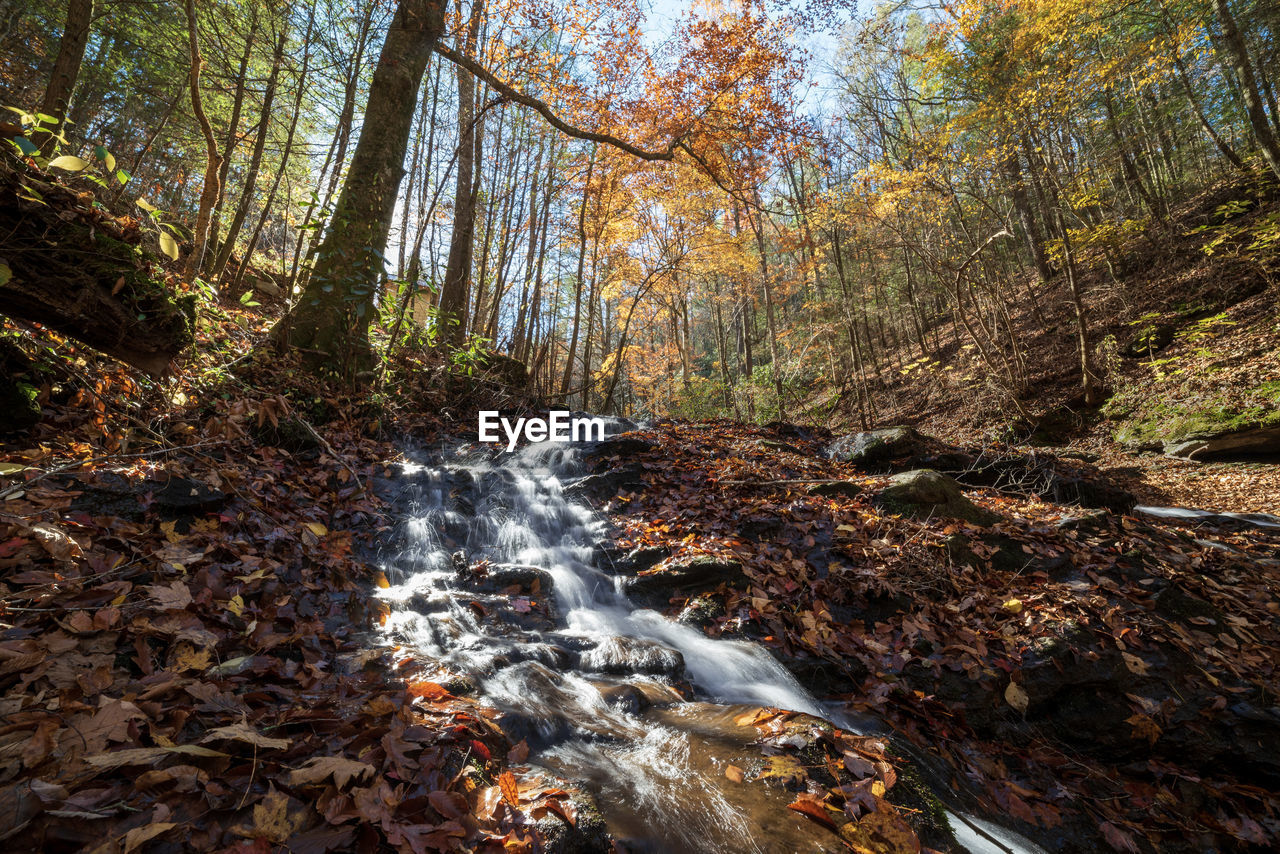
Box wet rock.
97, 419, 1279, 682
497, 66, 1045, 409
577, 636, 685, 678
610, 545, 670, 575
533, 786, 611, 854
565, 465, 646, 504
623, 555, 746, 601
825, 426, 923, 466
597, 683, 647, 714
874, 469, 999, 525
806, 480, 863, 499
406, 591, 451, 614
676, 594, 725, 630
466, 563, 554, 594
757, 438, 804, 455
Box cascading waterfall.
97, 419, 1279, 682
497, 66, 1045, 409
377, 426, 1044, 854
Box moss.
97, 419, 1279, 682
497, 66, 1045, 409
1111, 378, 1280, 449
76, 225, 194, 344
884, 744, 957, 850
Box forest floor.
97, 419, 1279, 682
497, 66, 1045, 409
812, 174, 1280, 515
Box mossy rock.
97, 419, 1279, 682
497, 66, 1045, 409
874, 470, 999, 525
807, 480, 863, 499
1110, 379, 1280, 458
826, 426, 922, 466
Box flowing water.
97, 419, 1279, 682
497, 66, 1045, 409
376, 424, 1044, 853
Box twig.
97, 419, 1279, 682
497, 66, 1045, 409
294, 416, 364, 492
0, 440, 231, 501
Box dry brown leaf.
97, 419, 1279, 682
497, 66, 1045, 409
1004, 681, 1029, 714
123, 822, 177, 853
285, 756, 375, 788
147, 580, 193, 610
202, 722, 290, 750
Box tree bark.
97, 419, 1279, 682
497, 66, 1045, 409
280, 0, 447, 372
182, 0, 224, 282
436, 0, 484, 349
35, 0, 94, 155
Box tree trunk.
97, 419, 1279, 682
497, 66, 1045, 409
35, 0, 94, 155
559, 147, 596, 398
280, 0, 447, 372
205, 9, 261, 274
436, 0, 484, 348
213, 15, 287, 284
182, 0, 224, 282
230, 3, 316, 298
750, 191, 785, 420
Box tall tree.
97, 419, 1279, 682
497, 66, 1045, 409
436, 0, 485, 349
182, 0, 224, 282
280, 0, 448, 370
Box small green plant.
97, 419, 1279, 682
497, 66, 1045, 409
1177, 312, 1235, 345
450, 332, 490, 376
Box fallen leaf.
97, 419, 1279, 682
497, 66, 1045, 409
285, 756, 376, 789
787, 793, 837, 831
148, 580, 192, 610
499, 771, 520, 807
1005, 681, 1029, 714
202, 722, 290, 750
123, 822, 177, 853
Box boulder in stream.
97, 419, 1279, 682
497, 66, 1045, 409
577, 636, 685, 678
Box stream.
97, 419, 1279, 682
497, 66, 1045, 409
376, 423, 1046, 853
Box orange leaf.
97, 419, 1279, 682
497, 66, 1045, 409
787, 794, 837, 831
408, 681, 453, 701
499, 771, 520, 807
